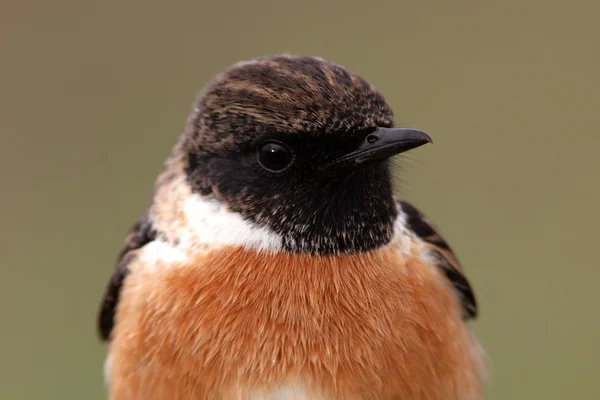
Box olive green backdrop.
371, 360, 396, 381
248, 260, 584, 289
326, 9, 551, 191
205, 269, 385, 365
2, 1, 598, 399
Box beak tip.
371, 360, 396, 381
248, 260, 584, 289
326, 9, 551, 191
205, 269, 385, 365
418, 130, 433, 144
409, 130, 433, 147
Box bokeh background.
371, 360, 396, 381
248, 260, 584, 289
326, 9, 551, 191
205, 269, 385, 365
2, 1, 599, 399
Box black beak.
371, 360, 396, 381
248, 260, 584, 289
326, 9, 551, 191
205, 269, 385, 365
332, 127, 432, 166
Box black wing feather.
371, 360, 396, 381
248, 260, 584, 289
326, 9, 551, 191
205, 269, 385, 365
97, 215, 157, 341
399, 200, 478, 320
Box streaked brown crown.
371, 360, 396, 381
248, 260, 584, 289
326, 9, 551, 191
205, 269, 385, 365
183, 55, 394, 155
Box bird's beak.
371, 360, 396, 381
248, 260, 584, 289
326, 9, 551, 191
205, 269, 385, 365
332, 127, 432, 166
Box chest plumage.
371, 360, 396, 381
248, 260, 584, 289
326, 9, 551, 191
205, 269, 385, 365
107, 245, 484, 400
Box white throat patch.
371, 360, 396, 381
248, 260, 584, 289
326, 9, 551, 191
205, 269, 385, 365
390, 204, 415, 256
183, 195, 283, 252
144, 194, 414, 267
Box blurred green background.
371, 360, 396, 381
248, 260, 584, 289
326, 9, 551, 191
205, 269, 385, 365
2, 1, 599, 399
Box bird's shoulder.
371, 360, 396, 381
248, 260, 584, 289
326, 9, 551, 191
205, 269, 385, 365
97, 214, 157, 341
396, 199, 478, 320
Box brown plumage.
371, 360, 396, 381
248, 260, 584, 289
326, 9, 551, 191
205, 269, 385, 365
186, 55, 393, 153
109, 247, 483, 399
98, 55, 485, 399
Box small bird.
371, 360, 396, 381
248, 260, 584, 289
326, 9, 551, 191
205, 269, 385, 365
98, 55, 485, 399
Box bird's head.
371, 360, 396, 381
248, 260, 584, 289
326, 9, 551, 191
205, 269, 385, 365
154, 55, 431, 255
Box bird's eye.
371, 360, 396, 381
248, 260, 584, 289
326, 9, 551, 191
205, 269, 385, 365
257, 141, 294, 172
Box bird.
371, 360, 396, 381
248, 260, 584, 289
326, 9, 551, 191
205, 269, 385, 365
97, 54, 486, 400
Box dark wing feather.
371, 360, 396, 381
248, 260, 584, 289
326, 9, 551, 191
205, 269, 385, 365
97, 215, 157, 341
399, 200, 478, 320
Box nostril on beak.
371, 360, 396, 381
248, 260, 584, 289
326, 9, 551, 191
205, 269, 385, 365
366, 133, 379, 144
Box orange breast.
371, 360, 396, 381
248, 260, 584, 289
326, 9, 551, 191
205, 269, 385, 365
108, 247, 484, 399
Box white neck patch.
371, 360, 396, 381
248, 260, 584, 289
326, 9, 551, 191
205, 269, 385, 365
144, 194, 414, 267
182, 195, 283, 252
389, 201, 416, 257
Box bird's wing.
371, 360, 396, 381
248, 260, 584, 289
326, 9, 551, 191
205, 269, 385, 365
398, 200, 478, 320
97, 215, 157, 341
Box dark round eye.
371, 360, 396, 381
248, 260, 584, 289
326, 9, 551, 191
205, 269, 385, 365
257, 141, 294, 172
